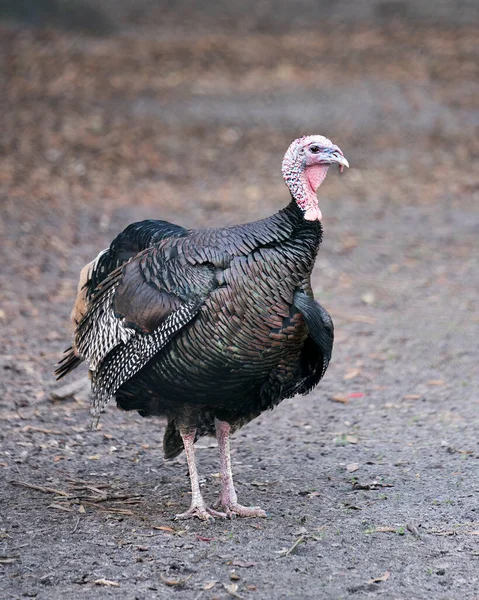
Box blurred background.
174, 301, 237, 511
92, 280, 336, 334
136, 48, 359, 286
0, 1, 478, 597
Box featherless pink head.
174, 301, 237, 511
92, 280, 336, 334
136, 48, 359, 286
282, 135, 349, 221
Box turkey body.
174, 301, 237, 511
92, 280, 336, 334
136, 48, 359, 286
114, 202, 329, 455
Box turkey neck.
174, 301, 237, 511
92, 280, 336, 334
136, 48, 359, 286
280, 199, 322, 270
280, 198, 323, 238
253, 198, 323, 267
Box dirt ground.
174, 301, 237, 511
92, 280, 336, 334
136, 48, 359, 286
1, 5, 478, 599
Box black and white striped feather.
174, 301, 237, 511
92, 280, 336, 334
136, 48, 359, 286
69, 238, 219, 426
74, 271, 136, 372
90, 298, 201, 425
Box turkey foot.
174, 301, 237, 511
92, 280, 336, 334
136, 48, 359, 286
175, 504, 226, 521
213, 499, 267, 519
214, 419, 268, 519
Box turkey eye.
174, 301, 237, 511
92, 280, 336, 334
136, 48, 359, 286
310, 146, 320, 154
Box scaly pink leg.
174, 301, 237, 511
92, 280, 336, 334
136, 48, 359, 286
175, 429, 226, 521
213, 419, 267, 518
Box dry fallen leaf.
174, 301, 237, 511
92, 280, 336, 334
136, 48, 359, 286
368, 570, 390, 584
203, 581, 217, 590
330, 395, 349, 404
87, 454, 101, 461
94, 578, 120, 587
224, 582, 242, 598
447, 446, 473, 455
160, 574, 192, 587
232, 559, 257, 568
153, 525, 175, 532
374, 526, 397, 533
427, 379, 445, 386
344, 368, 361, 380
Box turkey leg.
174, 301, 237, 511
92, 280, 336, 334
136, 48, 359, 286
175, 429, 225, 521
213, 419, 267, 518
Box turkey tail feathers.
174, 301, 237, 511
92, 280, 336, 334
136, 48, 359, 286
54, 347, 83, 380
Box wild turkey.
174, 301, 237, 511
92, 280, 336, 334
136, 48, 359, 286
56, 135, 348, 520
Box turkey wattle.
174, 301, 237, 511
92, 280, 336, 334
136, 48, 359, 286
56, 135, 348, 520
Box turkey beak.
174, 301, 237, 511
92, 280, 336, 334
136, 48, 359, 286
330, 147, 349, 173
318, 147, 349, 173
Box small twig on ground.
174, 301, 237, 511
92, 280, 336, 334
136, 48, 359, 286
77, 484, 109, 497
21, 425, 64, 435
94, 578, 120, 587
66, 478, 110, 489
368, 570, 390, 584
0, 557, 19, 564
47, 503, 73, 512
276, 535, 305, 558
10, 481, 70, 497
72, 516, 81, 534
78, 501, 134, 515
74, 494, 142, 504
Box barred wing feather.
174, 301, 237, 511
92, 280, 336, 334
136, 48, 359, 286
90, 298, 201, 425
71, 244, 218, 425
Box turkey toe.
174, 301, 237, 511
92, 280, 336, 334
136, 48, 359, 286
214, 501, 267, 519
174, 505, 227, 521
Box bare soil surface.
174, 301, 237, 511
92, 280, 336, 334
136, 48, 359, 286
1, 10, 478, 600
